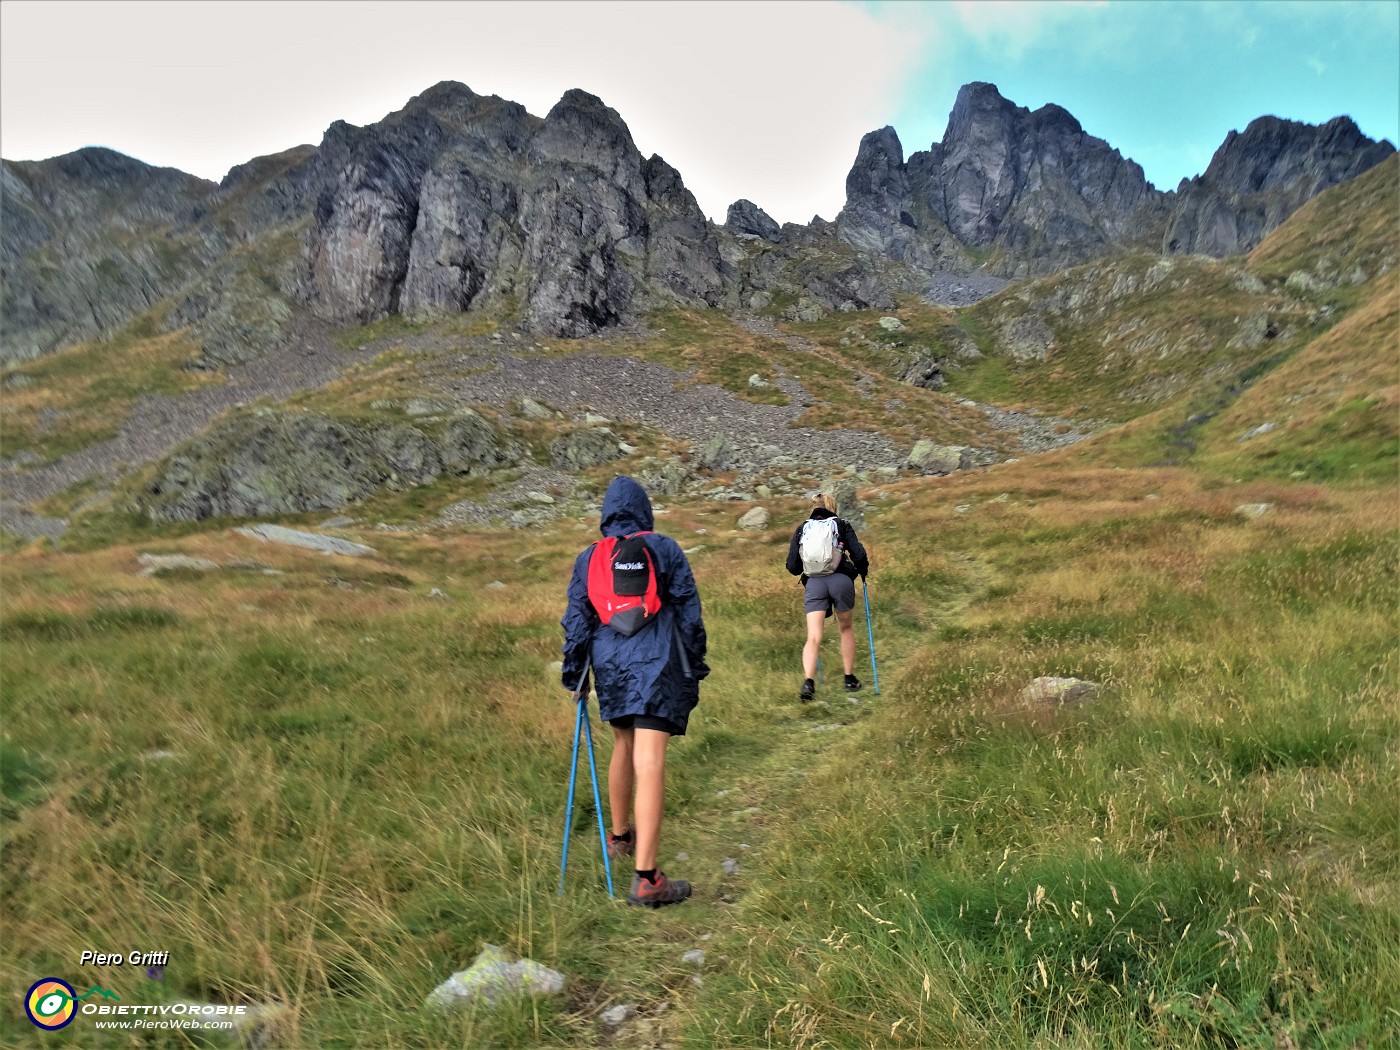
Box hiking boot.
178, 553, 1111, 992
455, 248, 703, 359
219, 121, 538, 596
607, 828, 635, 861
627, 871, 692, 908
800, 678, 816, 702
844, 674, 863, 692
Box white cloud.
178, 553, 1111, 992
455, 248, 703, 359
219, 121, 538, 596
0, 0, 927, 224
949, 0, 1107, 59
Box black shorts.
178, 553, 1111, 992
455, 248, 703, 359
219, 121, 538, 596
610, 713, 684, 736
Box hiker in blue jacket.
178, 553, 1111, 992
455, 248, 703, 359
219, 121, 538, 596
562, 476, 708, 907
786, 492, 869, 701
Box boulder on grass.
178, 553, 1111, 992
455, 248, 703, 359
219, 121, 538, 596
426, 944, 564, 1010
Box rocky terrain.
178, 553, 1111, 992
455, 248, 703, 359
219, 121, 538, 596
1164, 114, 1396, 256
1, 81, 1393, 539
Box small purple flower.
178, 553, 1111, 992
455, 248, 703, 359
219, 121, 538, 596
145, 965, 165, 981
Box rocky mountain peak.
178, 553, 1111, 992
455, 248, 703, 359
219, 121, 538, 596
1204, 114, 1393, 192
946, 81, 1015, 125
836, 82, 1390, 278
1164, 113, 1394, 256
844, 127, 907, 210
725, 199, 783, 242
1032, 102, 1083, 136
529, 89, 643, 187
403, 79, 481, 111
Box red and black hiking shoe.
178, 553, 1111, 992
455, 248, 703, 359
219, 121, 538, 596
627, 871, 692, 908
607, 828, 635, 861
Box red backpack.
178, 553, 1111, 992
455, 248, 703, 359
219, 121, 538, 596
586, 532, 661, 637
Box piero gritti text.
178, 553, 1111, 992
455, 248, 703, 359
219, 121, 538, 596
80, 950, 170, 967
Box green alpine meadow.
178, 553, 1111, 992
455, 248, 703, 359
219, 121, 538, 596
2, 70, 1397, 1050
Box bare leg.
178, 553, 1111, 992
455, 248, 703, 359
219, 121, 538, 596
609, 726, 634, 837
802, 609, 826, 679
836, 607, 856, 675
631, 728, 669, 871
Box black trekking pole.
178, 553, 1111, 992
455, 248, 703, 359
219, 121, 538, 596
558, 659, 615, 897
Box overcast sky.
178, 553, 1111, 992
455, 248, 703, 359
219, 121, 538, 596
2, 1, 1396, 225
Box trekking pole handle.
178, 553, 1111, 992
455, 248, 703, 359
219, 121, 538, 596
570, 657, 592, 700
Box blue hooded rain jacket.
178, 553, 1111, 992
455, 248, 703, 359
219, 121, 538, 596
561, 477, 708, 734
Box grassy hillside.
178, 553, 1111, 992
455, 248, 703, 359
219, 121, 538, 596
0, 321, 217, 465
2, 152, 1396, 1048
3, 451, 1396, 1046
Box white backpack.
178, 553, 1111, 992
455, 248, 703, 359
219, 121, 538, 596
799, 517, 843, 576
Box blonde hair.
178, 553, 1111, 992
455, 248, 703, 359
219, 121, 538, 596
813, 492, 839, 514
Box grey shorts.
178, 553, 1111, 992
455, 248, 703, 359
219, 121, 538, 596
804, 573, 855, 615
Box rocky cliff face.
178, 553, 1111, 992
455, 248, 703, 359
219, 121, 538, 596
300, 83, 723, 336
1, 82, 727, 362
836, 83, 1393, 279
838, 83, 1168, 278
1164, 115, 1396, 256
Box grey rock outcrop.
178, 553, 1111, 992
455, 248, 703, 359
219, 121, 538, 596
548, 428, 624, 471
1018, 676, 1101, 707
235, 524, 378, 558
897, 350, 946, 389
137, 553, 220, 575
695, 435, 738, 471
426, 944, 564, 1009
836, 126, 970, 274
737, 506, 770, 530
3, 82, 725, 364
1, 137, 330, 366
1164, 115, 1395, 256
141, 409, 522, 522
928, 84, 1164, 264
907, 441, 966, 475
726, 199, 783, 243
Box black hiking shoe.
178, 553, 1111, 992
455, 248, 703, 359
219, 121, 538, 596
844, 674, 863, 692
627, 871, 692, 908
800, 678, 816, 702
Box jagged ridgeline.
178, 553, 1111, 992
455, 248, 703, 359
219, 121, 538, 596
1, 81, 1392, 367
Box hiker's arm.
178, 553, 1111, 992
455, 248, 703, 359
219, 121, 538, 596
560, 552, 595, 694
662, 541, 709, 680
785, 525, 803, 576
843, 521, 870, 578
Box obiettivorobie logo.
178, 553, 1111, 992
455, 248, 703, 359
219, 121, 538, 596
25, 978, 120, 1031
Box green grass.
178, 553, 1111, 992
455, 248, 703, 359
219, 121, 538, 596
0, 315, 219, 464
2, 462, 1395, 1047
2, 145, 1397, 1049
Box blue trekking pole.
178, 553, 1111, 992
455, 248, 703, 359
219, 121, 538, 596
862, 579, 880, 695
558, 659, 615, 897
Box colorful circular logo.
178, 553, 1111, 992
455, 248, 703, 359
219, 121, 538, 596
25, 978, 77, 1030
